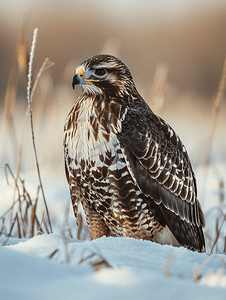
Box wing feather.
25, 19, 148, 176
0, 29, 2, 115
118, 104, 205, 251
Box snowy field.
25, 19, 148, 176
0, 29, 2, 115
1, 235, 226, 300
0, 166, 226, 299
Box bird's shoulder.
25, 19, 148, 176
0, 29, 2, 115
119, 99, 191, 166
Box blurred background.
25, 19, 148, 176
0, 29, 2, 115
0, 0, 226, 251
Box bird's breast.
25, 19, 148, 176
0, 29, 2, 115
64, 102, 125, 167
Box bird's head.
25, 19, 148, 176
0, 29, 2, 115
72, 54, 136, 97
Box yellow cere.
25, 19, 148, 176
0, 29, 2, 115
77, 68, 84, 78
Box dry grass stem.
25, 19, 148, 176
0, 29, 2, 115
16, 58, 54, 180
200, 55, 226, 210
204, 54, 226, 167
30, 199, 38, 237
0, 164, 49, 241
37, 210, 45, 234
47, 249, 60, 260
148, 63, 169, 115
16, 213, 22, 238
163, 253, 174, 277
17, 32, 28, 82
193, 266, 202, 281
76, 212, 83, 240
210, 215, 225, 253
26, 28, 52, 233
219, 180, 225, 204
193, 256, 213, 281
217, 256, 226, 267
1, 36, 23, 163
79, 251, 112, 271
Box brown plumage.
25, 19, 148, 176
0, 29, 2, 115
64, 54, 205, 252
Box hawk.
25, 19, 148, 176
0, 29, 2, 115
64, 54, 205, 252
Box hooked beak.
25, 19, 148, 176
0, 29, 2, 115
72, 68, 84, 89
72, 73, 83, 89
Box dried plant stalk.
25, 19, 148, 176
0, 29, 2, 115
30, 200, 37, 237
37, 210, 45, 234
1, 164, 47, 240
47, 249, 60, 260
79, 252, 112, 271
149, 63, 169, 115
76, 212, 83, 240
1, 51, 20, 161
193, 256, 213, 281
193, 266, 202, 281
219, 180, 225, 204
204, 55, 226, 167
26, 28, 52, 233
163, 253, 174, 277
16, 58, 54, 180
210, 214, 225, 254
16, 213, 22, 238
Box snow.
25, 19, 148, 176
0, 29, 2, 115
0, 235, 226, 300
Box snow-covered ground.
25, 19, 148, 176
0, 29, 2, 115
0, 234, 226, 300
0, 161, 226, 299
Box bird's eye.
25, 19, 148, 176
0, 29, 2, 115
94, 68, 106, 77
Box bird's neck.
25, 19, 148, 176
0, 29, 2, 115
64, 93, 128, 142
77, 93, 127, 129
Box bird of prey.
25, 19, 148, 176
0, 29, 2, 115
64, 54, 205, 252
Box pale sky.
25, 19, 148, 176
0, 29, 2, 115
1, 0, 224, 21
